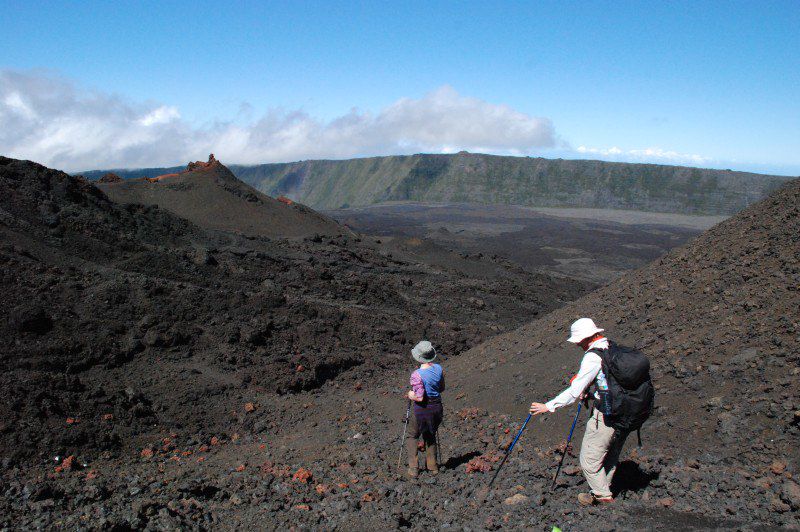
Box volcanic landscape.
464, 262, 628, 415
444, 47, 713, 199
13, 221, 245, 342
1, 155, 798, 530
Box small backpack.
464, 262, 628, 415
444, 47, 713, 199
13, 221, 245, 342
590, 345, 655, 438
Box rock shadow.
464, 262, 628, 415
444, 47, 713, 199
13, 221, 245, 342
612, 460, 659, 495
444, 451, 481, 470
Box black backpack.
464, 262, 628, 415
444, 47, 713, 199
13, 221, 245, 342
590, 345, 655, 437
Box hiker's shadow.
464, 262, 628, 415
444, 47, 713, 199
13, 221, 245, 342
444, 451, 481, 470
612, 460, 658, 495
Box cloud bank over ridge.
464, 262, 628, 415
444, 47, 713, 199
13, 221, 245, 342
1, 69, 732, 172
1, 70, 560, 171
575, 145, 713, 166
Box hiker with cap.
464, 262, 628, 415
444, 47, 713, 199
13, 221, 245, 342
529, 318, 640, 506
404, 340, 445, 478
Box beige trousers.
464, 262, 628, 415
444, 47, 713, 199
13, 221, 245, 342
579, 409, 629, 498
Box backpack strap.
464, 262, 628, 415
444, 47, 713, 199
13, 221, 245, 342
586, 347, 610, 416
586, 347, 608, 375
586, 347, 609, 369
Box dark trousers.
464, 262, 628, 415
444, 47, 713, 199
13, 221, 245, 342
410, 399, 443, 444
405, 400, 443, 471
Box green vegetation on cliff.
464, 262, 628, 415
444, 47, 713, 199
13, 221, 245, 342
82, 153, 793, 215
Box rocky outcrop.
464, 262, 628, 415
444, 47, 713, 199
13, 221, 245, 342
98, 172, 122, 183
186, 153, 217, 172
95, 156, 346, 238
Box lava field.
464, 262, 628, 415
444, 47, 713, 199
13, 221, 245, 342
0, 156, 797, 529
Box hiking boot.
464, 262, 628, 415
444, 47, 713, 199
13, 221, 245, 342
425, 442, 439, 474
578, 493, 614, 506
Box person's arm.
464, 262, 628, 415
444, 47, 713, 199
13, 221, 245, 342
530, 353, 601, 415
439, 370, 445, 393
407, 370, 425, 402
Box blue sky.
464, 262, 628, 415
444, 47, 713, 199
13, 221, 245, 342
1, 0, 798, 174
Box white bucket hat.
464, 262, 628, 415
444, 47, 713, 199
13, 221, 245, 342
567, 318, 604, 343
411, 340, 437, 363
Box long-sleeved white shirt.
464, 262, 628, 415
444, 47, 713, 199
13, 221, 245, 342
545, 337, 609, 412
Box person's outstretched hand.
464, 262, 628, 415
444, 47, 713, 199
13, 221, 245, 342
529, 402, 549, 416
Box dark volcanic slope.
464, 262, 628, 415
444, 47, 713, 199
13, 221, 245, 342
451, 177, 799, 421
2, 157, 796, 529
96, 155, 342, 239
82, 153, 794, 216
445, 178, 800, 525
0, 155, 589, 464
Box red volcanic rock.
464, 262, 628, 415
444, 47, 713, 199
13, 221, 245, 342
260, 460, 291, 477
465, 455, 495, 474
187, 154, 217, 172
98, 172, 122, 184
771, 460, 788, 475
55, 455, 77, 473
292, 467, 313, 483
457, 408, 485, 420
149, 154, 219, 182
147, 173, 179, 182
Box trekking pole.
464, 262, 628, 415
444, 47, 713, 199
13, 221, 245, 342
551, 403, 582, 490
487, 413, 532, 489
397, 400, 411, 470
436, 430, 442, 467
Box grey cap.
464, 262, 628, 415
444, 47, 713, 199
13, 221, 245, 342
411, 340, 437, 363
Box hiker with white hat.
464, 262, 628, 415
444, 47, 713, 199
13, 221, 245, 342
529, 318, 631, 506
403, 340, 445, 478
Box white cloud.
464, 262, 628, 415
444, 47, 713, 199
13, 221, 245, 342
0, 70, 557, 171
576, 145, 712, 166
4, 91, 36, 120
0, 70, 723, 172
138, 105, 180, 126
